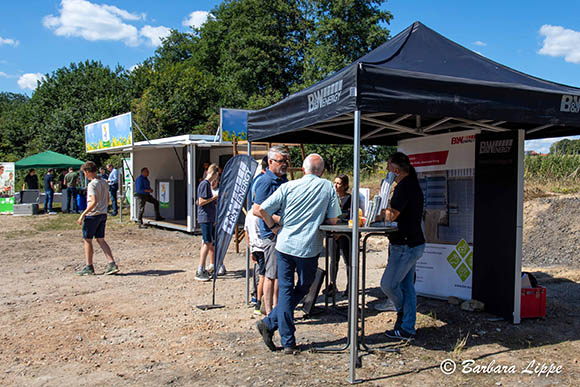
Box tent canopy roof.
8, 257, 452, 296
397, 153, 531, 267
248, 22, 580, 145
15, 151, 85, 170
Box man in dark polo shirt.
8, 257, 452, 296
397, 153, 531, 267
252, 145, 289, 315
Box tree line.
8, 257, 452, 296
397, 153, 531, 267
0, 0, 395, 173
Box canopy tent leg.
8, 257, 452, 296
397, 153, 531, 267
348, 110, 362, 384
513, 130, 524, 323
187, 144, 194, 232
246, 141, 252, 305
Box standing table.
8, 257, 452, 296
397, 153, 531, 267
317, 223, 398, 383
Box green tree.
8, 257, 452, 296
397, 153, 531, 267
550, 138, 580, 155
132, 61, 219, 139
28, 60, 131, 160
301, 0, 392, 87
0, 92, 31, 160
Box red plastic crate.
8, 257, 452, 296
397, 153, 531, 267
520, 286, 546, 318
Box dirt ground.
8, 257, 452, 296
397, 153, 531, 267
1, 195, 579, 386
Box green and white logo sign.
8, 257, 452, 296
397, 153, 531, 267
446, 239, 473, 282
159, 181, 170, 209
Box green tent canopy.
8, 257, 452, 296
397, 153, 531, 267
15, 151, 85, 170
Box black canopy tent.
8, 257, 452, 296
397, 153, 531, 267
248, 22, 580, 383
249, 22, 580, 145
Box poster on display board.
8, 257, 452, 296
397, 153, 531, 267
220, 108, 251, 141
85, 112, 132, 152
0, 162, 15, 214
122, 158, 132, 205
398, 130, 478, 300
159, 182, 170, 208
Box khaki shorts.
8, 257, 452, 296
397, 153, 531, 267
262, 236, 278, 279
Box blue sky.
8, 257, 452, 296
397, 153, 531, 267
1, 0, 579, 152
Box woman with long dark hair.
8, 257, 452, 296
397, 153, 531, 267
379, 152, 425, 341
325, 174, 352, 298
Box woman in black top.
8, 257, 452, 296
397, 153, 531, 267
380, 152, 425, 341
325, 174, 352, 298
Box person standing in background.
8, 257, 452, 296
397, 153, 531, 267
254, 154, 341, 354
64, 167, 80, 214
379, 152, 425, 341
252, 146, 289, 315
22, 169, 39, 190
134, 167, 164, 228
98, 167, 108, 181
195, 164, 219, 281
106, 164, 119, 216
43, 169, 55, 214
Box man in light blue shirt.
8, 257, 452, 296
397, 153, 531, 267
254, 153, 341, 354
106, 164, 119, 216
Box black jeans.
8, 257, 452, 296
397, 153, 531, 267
135, 193, 161, 223
330, 235, 350, 289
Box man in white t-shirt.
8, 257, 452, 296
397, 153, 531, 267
244, 209, 266, 315
76, 161, 119, 276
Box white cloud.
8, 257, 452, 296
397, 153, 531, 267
43, 0, 149, 47
18, 73, 46, 90
0, 36, 19, 47
0, 72, 8, 78
473, 40, 487, 47
538, 24, 580, 64
182, 11, 209, 29
140, 25, 171, 47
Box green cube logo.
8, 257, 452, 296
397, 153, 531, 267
465, 252, 473, 271
456, 239, 470, 258
456, 263, 471, 282
446, 240, 473, 281
447, 251, 461, 268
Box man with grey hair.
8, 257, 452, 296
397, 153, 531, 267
254, 153, 341, 354
252, 145, 289, 315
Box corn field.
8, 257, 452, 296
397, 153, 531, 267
524, 155, 580, 179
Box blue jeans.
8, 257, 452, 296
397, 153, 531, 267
380, 243, 425, 334
109, 184, 118, 215
263, 251, 319, 348
65, 187, 78, 213
44, 190, 54, 213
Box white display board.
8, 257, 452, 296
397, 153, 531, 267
398, 130, 478, 300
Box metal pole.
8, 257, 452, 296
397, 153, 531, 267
119, 165, 123, 223
348, 110, 361, 384
246, 141, 252, 305
513, 129, 525, 323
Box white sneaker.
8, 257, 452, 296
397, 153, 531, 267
217, 264, 226, 276
374, 299, 397, 312
206, 264, 215, 275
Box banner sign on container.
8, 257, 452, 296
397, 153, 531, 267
220, 108, 251, 141
85, 112, 132, 152
398, 130, 479, 300
214, 155, 258, 281
159, 181, 170, 208
0, 162, 15, 214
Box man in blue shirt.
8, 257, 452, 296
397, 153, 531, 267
252, 146, 289, 315
254, 154, 341, 354
43, 169, 55, 214
134, 167, 163, 228
106, 164, 119, 216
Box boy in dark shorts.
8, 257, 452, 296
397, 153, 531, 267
77, 161, 119, 276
